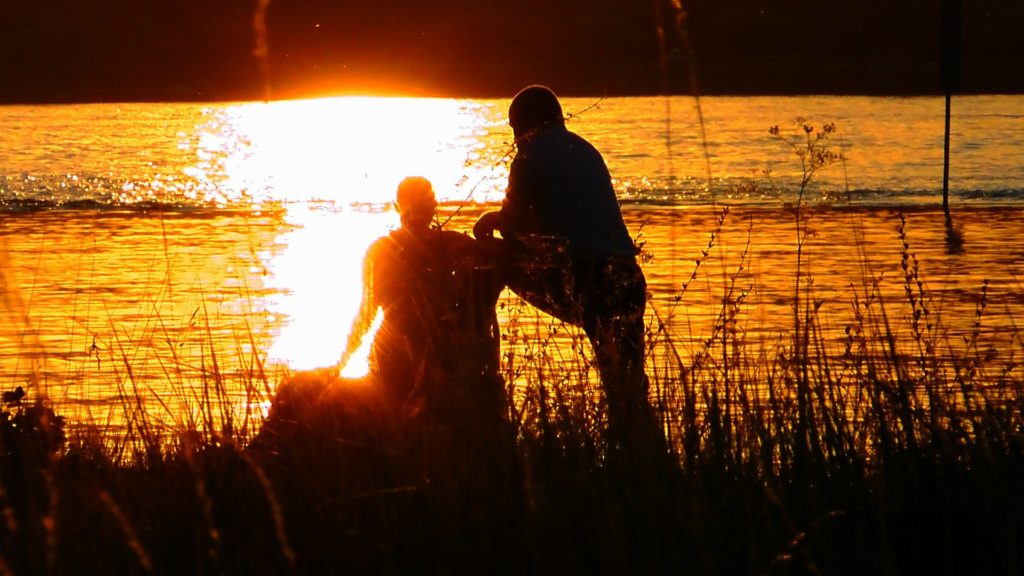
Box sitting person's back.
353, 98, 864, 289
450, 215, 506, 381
344, 177, 506, 426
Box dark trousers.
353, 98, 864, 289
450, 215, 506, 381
508, 252, 663, 453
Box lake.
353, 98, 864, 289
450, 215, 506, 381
2, 95, 1022, 430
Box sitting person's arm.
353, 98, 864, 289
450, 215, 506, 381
337, 244, 380, 371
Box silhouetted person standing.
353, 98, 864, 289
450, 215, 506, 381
474, 85, 663, 458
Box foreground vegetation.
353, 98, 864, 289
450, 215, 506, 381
3, 217, 1023, 576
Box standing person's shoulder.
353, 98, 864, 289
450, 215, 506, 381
564, 128, 601, 154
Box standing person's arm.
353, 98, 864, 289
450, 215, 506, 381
473, 210, 504, 240
474, 147, 539, 242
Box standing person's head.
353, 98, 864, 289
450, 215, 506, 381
508, 85, 564, 139
396, 176, 437, 231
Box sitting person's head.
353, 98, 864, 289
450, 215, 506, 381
508, 85, 564, 139
396, 176, 437, 230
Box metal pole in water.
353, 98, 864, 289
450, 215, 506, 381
941, 0, 963, 216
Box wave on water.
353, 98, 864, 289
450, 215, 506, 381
4, 172, 1024, 215
0, 173, 282, 215
616, 175, 1024, 208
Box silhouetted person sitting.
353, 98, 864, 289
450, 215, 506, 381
341, 176, 507, 429
474, 85, 664, 458
341, 177, 523, 558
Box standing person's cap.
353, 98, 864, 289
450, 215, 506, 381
396, 176, 437, 213
508, 85, 564, 133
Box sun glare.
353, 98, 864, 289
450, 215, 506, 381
201, 96, 509, 370
263, 205, 395, 372
205, 96, 508, 206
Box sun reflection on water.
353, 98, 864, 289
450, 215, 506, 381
263, 205, 394, 373
203, 96, 510, 370
204, 96, 509, 206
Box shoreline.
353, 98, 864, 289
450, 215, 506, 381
1, 199, 1022, 217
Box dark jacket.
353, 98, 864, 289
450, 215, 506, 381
500, 123, 636, 260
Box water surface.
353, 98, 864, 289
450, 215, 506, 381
2, 95, 1022, 430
